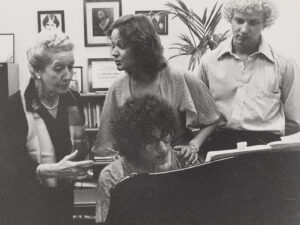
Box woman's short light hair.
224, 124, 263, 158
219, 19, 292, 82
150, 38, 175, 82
26, 31, 74, 74
222, 0, 279, 28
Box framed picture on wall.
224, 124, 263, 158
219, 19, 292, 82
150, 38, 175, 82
0, 33, 14, 63
135, 10, 168, 35
88, 58, 122, 91
69, 66, 83, 93
84, 0, 122, 46
37, 10, 65, 33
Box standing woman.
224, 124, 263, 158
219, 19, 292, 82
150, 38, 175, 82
0, 32, 94, 225
93, 14, 222, 164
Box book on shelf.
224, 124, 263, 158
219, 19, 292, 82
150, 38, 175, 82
81, 91, 107, 96
83, 101, 103, 129
205, 132, 300, 162
94, 155, 115, 164
74, 181, 97, 189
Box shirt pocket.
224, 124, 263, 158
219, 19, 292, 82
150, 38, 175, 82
247, 90, 281, 121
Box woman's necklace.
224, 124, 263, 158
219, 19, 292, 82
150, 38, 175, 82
129, 70, 162, 97
41, 96, 60, 110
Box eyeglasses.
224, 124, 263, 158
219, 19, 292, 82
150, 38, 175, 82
143, 130, 173, 152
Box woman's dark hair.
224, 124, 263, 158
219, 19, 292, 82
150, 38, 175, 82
42, 14, 60, 28
108, 14, 167, 76
112, 95, 177, 163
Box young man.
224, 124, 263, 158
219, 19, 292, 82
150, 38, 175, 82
198, 0, 300, 152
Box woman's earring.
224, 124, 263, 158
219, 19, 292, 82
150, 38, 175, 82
36, 74, 41, 80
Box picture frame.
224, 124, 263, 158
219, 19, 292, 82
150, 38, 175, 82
37, 10, 65, 33
88, 58, 122, 91
84, 0, 122, 46
135, 10, 168, 35
0, 33, 14, 63
69, 66, 83, 93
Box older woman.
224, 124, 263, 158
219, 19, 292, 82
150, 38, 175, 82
94, 14, 222, 163
95, 95, 198, 223
0, 32, 94, 225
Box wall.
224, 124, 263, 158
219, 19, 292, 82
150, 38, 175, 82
0, 0, 299, 92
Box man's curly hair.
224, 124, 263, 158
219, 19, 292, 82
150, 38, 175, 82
222, 0, 279, 28
107, 14, 167, 78
112, 95, 177, 163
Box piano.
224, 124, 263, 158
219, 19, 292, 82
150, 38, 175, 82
106, 149, 300, 225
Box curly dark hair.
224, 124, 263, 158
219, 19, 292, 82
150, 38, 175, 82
108, 14, 167, 77
112, 95, 177, 163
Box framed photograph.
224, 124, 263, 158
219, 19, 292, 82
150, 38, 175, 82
88, 58, 122, 91
135, 10, 168, 35
84, 0, 122, 46
37, 10, 65, 33
69, 66, 83, 93
0, 33, 14, 63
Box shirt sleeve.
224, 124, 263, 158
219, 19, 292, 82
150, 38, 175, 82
184, 71, 221, 127
197, 55, 210, 88
281, 59, 300, 135
95, 161, 125, 223
95, 170, 113, 223
93, 86, 117, 156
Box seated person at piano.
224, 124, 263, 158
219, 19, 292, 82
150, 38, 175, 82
95, 95, 199, 223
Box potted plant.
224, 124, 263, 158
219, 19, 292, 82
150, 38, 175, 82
163, 0, 229, 70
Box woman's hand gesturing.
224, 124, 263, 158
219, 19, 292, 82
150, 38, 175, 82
37, 150, 95, 180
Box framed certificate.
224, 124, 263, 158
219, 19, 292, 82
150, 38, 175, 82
88, 58, 122, 91
0, 34, 14, 63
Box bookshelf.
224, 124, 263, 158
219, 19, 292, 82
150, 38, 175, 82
74, 92, 113, 223
80, 92, 106, 150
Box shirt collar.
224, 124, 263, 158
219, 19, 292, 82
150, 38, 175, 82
217, 37, 234, 59
217, 36, 275, 63
258, 37, 275, 63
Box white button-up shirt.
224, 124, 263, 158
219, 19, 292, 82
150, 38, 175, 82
198, 36, 300, 135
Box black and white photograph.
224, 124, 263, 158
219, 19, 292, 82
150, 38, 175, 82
37, 10, 65, 32
1, 0, 300, 225
84, 0, 122, 46
92, 8, 114, 36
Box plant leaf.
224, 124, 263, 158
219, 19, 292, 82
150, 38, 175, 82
202, 7, 207, 24
165, 0, 226, 70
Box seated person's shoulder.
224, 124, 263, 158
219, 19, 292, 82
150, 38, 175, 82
98, 158, 126, 186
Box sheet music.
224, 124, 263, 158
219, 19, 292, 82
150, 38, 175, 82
205, 145, 272, 162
